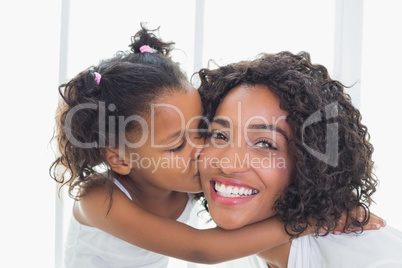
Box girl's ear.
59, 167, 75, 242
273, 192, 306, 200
102, 147, 131, 175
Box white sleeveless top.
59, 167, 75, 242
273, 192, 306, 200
288, 226, 402, 268
63, 178, 196, 268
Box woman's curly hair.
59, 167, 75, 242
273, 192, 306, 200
197, 51, 377, 238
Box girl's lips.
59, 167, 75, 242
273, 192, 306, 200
209, 177, 258, 206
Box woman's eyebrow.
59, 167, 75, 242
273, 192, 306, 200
212, 117, 230, 128
248, 124, 289, 141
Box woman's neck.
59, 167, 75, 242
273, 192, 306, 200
257, 242, 291, 268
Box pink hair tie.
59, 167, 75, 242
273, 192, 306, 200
140, 45, 153, 53
94, 72, 101, 85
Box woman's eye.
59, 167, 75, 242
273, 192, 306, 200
168, 140, 186, 152
207, 131, 228, 141
255, 139, 277, 150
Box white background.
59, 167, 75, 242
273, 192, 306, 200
0, 0, 401, 267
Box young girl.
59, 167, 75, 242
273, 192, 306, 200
51, 26, 384, 267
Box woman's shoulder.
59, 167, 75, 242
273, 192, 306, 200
288, 226, 402, 268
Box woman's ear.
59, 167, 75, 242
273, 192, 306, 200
102, 147, 131, 175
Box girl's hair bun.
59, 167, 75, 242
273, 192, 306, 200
129, 23, 175, 57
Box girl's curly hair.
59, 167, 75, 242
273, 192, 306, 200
197, 51, 377, 238
50, 24, 188, 199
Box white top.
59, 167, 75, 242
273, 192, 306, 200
63, 178, 196, 268
214, 255, 268, 268
288, 226, 402, 268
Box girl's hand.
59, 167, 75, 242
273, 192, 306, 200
333, 207, 386, 235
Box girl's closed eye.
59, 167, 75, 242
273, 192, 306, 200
194, 131, 205, 140
168, 140, 186, 152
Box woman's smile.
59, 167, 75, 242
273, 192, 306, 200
208, 177, 259, 206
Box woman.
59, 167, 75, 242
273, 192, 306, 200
197, 51, 402, 267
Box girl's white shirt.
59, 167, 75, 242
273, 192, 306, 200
62, 178, 196, 268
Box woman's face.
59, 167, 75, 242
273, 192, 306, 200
199, 84, 295, 229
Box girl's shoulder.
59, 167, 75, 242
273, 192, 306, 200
73, 173, 130, 227
76, 173, 112, 196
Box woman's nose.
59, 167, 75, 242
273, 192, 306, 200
218, 146, 250, 175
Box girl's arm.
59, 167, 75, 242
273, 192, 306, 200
76, 185, 288, 264
75, 185, 385, 264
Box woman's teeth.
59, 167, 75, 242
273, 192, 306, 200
214, 182, 258, 197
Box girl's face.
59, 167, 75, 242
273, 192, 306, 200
199, 84, 295, 229
125, 86, 203, 193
